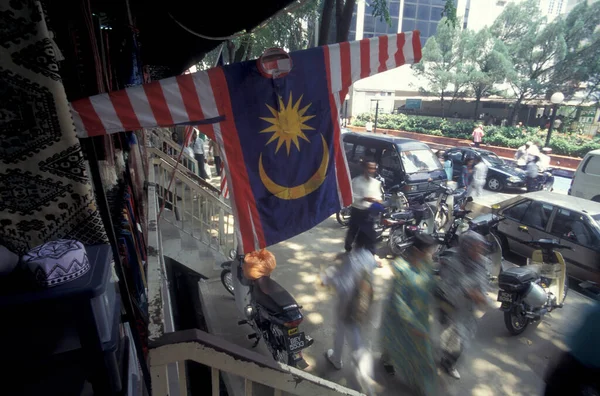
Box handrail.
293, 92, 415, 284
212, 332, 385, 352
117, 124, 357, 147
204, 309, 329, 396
149, 130, 200, 176
149, 328, 364, 396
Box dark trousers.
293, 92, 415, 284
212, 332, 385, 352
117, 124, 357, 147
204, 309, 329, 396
344, 207, 377, 255
545, 352, 600, 396
473, 141, 481, 147
526, 176, 537, 192
214, 156, 222, 177
195, 153, 207, 179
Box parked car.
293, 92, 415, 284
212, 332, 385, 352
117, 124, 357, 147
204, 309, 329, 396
569, 149, 600, 202
342, 132, 446, 197
495, 191, 600, 283
445, 147, 527, 192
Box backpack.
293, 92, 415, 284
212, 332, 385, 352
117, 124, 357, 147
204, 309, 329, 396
347, 268, 374, 324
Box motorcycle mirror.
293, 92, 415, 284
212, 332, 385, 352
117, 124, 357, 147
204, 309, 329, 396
518, 225, 529, 233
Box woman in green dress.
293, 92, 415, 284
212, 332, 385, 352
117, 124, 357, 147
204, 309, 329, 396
380, 234, 438, 396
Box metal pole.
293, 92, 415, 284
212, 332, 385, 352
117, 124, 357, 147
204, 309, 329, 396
545, 105, 558, 147
374, 100, 380, 134
344, 99, 348, 127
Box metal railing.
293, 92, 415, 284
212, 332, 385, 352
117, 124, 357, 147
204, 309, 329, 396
151, 154, 236, 258
149, 128, 199, 174
149, 329, 364, 396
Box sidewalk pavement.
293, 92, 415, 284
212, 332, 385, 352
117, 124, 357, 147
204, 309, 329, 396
196, 212, 593, 396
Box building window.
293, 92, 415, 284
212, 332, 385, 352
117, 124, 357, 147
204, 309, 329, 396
416, 19, 429, 36
417, 4, 431, 20
364, 16, 375, 32
431, 6, 444, 21
403, 3, 417, 18
403, 19, 416, 31
349, 31, 356, 41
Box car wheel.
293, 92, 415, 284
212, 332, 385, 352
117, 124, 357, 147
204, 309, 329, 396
487, 177, 504, 192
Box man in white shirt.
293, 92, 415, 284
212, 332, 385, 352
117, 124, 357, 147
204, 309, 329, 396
344, 161, 382, 256
526, 156, 540, 192
192, 130, 208, 179
469, 157, 488, 197
365, 120, 373, 133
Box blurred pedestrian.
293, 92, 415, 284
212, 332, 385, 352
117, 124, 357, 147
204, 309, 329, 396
380, 233, 438, 396
514, 141, 532, 168
436, 231, 490, 379
322, 243, 379, 394
366, 118, 373, 133
461, 158, 474, 189
437, 151, 453, 182
209, 138, 222, 178
472, 124, 485, 148
544, 301, 600, 395
469, 157, 487, 197
526, 155, 540, 192
192, 130, 208, 180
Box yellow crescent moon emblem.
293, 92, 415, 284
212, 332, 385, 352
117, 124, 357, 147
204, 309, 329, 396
259, 134, 329, 200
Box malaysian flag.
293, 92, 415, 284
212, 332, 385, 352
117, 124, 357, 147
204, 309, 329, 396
69, 31, 422, 253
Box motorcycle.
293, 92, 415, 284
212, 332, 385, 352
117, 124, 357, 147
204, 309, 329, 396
386, 191, 436, 256
220, 256, 314, 367
497, 227, 571, 335
432, 183, 469, 231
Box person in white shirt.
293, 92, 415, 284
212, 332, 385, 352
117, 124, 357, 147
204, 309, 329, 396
469, 157, 488, 197
514, 141, 532, 167
345, 161, 382, 256
526, 156, 540, 192
365, 120, 373, 133
192, 130, 208, 179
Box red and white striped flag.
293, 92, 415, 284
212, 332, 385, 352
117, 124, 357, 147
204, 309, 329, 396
220, 166, 229, 199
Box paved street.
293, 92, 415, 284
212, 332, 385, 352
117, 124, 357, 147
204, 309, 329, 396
198, 193, 594, 395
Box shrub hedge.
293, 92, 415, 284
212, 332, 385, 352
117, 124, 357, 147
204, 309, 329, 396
352, 113, 600, 158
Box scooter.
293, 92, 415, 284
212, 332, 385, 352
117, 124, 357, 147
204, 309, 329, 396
220, 256, 314, 367
497, 226, 571, 335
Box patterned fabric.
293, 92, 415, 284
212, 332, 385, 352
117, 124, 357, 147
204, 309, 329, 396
380, 256, 436, 396
22, 239, 90, 287
0, 0, 108, 254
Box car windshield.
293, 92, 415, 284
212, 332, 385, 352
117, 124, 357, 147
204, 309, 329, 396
399, 149, 441, 173
592, 214, 600, 229
480, 152, 504, 166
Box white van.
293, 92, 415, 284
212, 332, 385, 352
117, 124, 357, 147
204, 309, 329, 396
569, 149, 600, 202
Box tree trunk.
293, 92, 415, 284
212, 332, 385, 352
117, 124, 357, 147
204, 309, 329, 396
473, 95, 482, 120
510, 94, 524, 125
335, 0, 356, 43
440, 91, 446, 117
319, 0, 335, 46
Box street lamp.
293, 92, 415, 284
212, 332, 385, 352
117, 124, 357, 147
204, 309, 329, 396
344, 93, 350, 127
372, 93, 382, 134
545, 92, 564, 148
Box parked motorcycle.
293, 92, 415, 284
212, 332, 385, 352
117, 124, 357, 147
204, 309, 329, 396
497, 227, 571, 335
220, 256, 314, 367
386, 192, 436, 256
432, 184, 469, 231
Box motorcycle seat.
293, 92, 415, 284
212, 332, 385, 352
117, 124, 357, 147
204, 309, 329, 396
498, 266, 538, 286
252, 276, 298, 314
391, 210, 414, 221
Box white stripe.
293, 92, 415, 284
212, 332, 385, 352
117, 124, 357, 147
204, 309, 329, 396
126, 85, 157, 128
160, 77, 188, 125
193, 71, 220, 119
349, 39, 362, 84
212, 122, 243, 250
386, 34, 398, 70
369, 36, 379, 76
403, 31, 415, 64
69, 104, 87, 138
89, 94, 123, 133
332, 91, 344, 208
327, 44, 342, 93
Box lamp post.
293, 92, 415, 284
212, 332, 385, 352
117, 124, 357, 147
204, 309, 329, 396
344, 93, 350, 127
545, 92, 564, 148
372, 93, 382, 134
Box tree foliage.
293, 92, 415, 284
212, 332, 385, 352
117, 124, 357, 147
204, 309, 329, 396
318, 0, 390, 45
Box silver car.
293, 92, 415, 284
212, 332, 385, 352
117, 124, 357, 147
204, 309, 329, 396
495, 191, 600, 283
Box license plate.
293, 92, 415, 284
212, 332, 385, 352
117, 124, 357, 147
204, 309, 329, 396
287, 331, 307, 352
497, 291, 513, 303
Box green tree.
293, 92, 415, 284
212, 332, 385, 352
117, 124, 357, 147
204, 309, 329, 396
463, 27, 513, 119
412, 18, 468, 116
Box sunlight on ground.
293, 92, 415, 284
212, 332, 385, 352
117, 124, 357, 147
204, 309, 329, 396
471, 383, 495, 396
283, 242, 303, 251
485, 348, 529, 371
493, 337, 508, 346
307, 312, 324, 324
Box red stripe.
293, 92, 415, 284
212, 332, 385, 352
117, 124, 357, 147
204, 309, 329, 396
143, 81, 174, 126
324, 46, 353, 208
339, 41, 352, 91
207, 68, 265, 252
359, 38, 370, 79
412, 30, 423, 63
395, 33, 406, 67
378, 35, 389, 73
176, 74, 205, 122
109, 90, 141, 131
71, 98, 106, 137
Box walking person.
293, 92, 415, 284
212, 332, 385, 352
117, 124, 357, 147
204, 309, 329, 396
192, 130, 208, 180
526, 155, 540, 192
469, 157, 488, 197
365, 119, 373, 133
438, 151, 453, 182
322, 242, 380, 395
345, 161, 382, 261
460, 158, 474, 189
209, 138, 222, 178
472, 124, 484, 148
380, 233, 439, 396
514, 141, 532, 168
436, 231, 490, 380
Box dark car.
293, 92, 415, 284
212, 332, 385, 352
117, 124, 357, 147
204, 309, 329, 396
446, 147, 526, 192
342, 132, 446, 197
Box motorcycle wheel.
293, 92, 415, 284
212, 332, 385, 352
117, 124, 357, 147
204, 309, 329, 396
336, 207, 351, 226
504, 310, 529, 335
220, 269, 235, 296
388, 227, 409, 256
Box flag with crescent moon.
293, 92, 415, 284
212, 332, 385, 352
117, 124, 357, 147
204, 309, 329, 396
69, 31, 422, 253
